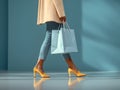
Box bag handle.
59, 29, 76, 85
57, 21, 71, 31
58, 24, 62, 30
65, 22, 70, 30
63, 22, 71, 31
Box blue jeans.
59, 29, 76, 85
38, 21, 71, 60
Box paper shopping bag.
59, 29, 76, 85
51, 23, 78, 54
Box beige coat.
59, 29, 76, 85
37, 0, 65, 25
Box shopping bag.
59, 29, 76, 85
51, 22, 78, 54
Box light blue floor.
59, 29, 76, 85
0, 71, 120, 90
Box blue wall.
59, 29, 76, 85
8, 0, 120, 72
82, 0, 120, 71
0, 0, 8, 70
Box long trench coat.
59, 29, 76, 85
37, 0, 66, 25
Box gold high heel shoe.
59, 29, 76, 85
33, 67, 50, 78
68, 68, 86, 77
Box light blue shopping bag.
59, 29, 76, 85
51, 22, 78, 54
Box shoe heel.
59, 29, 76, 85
33, 70, 36, 78
68, 69, 72, 77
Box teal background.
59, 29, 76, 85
82, 0, 120, 71
0, 0, 120, 72
0, 0, 8, 70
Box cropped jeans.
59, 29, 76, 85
38, 21, 71, 60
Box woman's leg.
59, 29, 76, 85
38, 30, 52, 60
62, 54, 77, 70
63, 53, 86, 76
35, 30, 52, 72
35, 21, 60, 72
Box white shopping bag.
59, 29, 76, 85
51, 23, 78, 54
